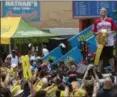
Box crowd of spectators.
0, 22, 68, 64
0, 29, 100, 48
0, 44, 117, 97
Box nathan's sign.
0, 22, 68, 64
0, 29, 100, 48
78, 31, 93, 41
2, 1, 40, 22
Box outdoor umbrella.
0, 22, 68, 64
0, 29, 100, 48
1, 17, 57, 45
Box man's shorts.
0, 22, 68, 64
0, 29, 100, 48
100, 46, 114, 60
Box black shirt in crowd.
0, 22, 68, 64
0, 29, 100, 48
97, 88, 117, 97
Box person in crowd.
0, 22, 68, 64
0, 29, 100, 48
0, 45, 7, 63
1, 45, 117, 97
96, 77, 117, 97
4, 54, 11, 67
34, 51, 41, 62
31, 51, 41, 72
0, 87, 11, 97
14, 45, 20, 57
59, 42, 66, 54
47, 59, 54, 71
28, 43, 32, 51
68, 60, 76, 71
42, 45, 49, 56
58, 61, 69, 75
92, 7, 117, 76
34, 90, 46, 97
5, 50, 19, 68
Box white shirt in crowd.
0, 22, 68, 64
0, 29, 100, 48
11, 55, 19, 68
42, 48, 49, 56
5, 54, 19, 68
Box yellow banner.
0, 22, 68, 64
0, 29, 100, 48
21, 55, 32, 81
1, 17, 21, 44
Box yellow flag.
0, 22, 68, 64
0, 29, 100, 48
21, 56, 27, 80
94, 45, 104, 65
94, 31, 107, 65
21, 55, 32, 80
25, 55, 32, 80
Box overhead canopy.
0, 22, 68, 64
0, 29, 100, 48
1, 17, 57, 44
41, 28, 79, 36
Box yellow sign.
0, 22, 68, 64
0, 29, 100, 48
1, 17, 21, 44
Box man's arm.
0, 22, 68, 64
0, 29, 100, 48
92, 77, 100, 97
92, 22, 98, 35
80, 64, 94, 88
64, 85, 69, 97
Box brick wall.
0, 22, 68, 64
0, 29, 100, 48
30, 1, 79, 28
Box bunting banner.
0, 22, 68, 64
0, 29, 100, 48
54, 47, 83, 64
41, 46, 63, 63
69, 25, 97, 53
86, 34, 97, 53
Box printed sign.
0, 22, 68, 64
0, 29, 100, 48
69, 26, 97, 53
2, 1, 40, 22
41, 46, 63, 63
54, 47, 83, 64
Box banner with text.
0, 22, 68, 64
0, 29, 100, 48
54, 47, 83, 64
41, 46, 63, 63
69, 26, 97, 53
2, 1, 40, 22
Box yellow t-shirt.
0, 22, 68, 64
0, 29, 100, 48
70, 88, 86, 97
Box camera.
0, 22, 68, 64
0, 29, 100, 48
86, 66, 95, 80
